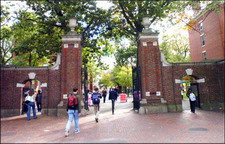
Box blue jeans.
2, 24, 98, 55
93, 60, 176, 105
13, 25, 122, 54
27, 101, 37, 120
66, 110, 79, 132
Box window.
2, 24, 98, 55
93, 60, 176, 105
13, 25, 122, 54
199, 22, 203, 31
202, 51, 207, 60
201, 34, 206, 47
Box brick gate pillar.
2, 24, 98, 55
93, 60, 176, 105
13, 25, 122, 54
58, 18, 82, 116
138, 17, 167, 114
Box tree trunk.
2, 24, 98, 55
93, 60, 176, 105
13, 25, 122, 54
29, 51, 32, 66
84, 65, 89, 110
89, 74, 93, 91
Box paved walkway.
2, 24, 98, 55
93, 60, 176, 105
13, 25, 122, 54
1, 97, 224, 143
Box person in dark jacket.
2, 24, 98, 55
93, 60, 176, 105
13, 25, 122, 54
109, 88, 118, 115
101, 88, 107, 103
36, 90, 42, 112
187, 88, 196, 113
65, 88, 81, 137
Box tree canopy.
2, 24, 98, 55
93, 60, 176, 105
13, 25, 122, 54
114, 40, 137, 67
99, 65, 132, 91
1, 0, 206, 66
2, 0, 222, 67
109, 0, 196, 40
1, 5, 14, 65
160, 33, 191, 63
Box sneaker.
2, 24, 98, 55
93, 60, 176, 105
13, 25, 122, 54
65, 130, 69, 137
95, 118, 98, 123
75, 130, 80, 133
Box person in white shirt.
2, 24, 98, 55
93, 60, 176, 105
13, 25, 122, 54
187, 88, 196, 113
25, 89, 37, 120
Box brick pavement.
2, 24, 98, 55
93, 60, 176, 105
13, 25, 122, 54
1, 97, 224, 143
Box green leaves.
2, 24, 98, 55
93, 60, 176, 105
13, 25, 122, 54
11, 50, 49, 66
0, 5, 10, 26
99, 73, 114, 88
6, 9, 63, 66
159, 33, 191, 63
110, 0, 189, 39
116, 66, 132, 88
3, 0, 214, 67
99, 65, 132, 89
114, 40, 137, 67
1, 6, 14, 65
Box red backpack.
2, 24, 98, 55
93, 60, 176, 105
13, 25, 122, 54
68, 95, 78, 107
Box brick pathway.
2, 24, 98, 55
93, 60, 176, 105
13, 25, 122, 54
1, 97, 224, 143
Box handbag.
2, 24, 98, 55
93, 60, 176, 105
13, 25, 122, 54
22, 102, 28, 114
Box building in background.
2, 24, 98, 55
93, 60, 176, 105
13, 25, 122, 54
188, 4, 224, 62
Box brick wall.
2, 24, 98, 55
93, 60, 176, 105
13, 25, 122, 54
1, 67, 61, 117
138, 31, 224, 112
161, 61, 224, 110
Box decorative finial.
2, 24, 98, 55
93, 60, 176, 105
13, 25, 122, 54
141, 16, 159, 34
69, 18, 77, 32
142, 17, 151, 30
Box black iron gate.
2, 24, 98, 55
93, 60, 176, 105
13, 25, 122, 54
132, 66, 141, 110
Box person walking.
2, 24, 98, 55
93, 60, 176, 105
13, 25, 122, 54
35, 90, 42, 112
187, 88, 196, 113
65, 88, 81, 137
25, 89, 37, 120
91, 87, 101, 123
101, 88, 107, 103
109, 88, 118, 115
88, 90, 93, 106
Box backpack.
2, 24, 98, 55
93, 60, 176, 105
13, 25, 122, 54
92, 92, 100, 104
189, 92, 196, 101
68, 95, 78, 107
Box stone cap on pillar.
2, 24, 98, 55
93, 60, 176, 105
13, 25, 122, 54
139, 32, 159, 40
62, 33, 81, 42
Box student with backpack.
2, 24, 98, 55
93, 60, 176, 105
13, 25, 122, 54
91, 87, 102, 123
65, 88, 81, 137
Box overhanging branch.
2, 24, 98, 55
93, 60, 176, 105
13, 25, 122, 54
118, 0, 138, 35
